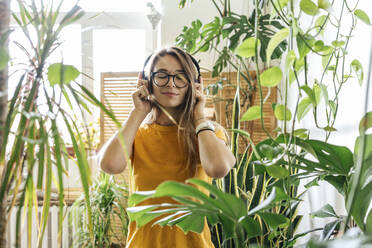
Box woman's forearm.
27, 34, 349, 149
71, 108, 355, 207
98, 109, 146, 174
195, 120, 236, 178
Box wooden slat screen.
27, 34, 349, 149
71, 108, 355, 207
201, 71, 277, 151
100, 72, 138, 147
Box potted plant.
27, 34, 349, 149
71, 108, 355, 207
70, 172, 129, 247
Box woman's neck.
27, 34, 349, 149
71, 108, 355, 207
155, 107, 180, 126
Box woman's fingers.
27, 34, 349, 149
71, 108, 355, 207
139, 85, 150, 98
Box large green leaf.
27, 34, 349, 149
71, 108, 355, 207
297, 97, 313, 121
173, 212, 205, 234
241, 105, 262, 121
349, 181, 372, 231
354, 9, 371, 25
259, 212, 289, 230
323, 175, 347, 196
318, 0, 332, 13
47, 63, 80, 85
305, 139, 354, 175
187, 178, 246, 218
354, 134, 372, 186
315, 15, 328, 35
260, 67, 283, 87
300, 84, 316, 103
239, 216, 262, 238
321, 219, 341, 240
266, 165, 289, 179
153, 181, 217, 208
311, 204, 338, 218
297, 35, 314, 59
248, 187, 281, 215
127, 204, 158, 222
274, 104, 292, 121
300, 0, 319, 16
267, 28, 289, 64
235, 37, 260, 58
128, 190, 156, 207
350, 134, 372, 230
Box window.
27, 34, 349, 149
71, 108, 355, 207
10, 0, 158, 117
93, 29, 146, 98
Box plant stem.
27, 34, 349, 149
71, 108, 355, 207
254, 0, 275, 143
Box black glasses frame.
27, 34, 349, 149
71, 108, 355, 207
151, 71, 190, 88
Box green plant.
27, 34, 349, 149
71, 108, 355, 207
126, 0, 372, 248
176, 0, 288, 134
71, 117, 101, 152
0, 0, 121, 246
70, 172, 129, 247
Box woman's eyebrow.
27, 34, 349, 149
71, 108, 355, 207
156, 68, 186, 73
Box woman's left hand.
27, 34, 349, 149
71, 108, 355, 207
194, 77, 206, 119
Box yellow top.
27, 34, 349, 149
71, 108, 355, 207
125, 122, 227, 248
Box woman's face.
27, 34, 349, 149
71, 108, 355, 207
151, 54, 190, 110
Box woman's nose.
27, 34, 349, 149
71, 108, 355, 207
165, 76, 177, 88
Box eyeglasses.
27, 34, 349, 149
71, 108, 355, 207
151, 71, 189, 88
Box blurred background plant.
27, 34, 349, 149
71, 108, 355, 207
70, 172, 129, 248
69, 117, 101, 154
0, 0, 122, 246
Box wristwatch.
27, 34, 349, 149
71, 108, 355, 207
196, 121, 215, 135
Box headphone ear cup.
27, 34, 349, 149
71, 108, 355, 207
148, 79, 153, 94
142, 70, 153, 94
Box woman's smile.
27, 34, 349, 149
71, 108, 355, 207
161, 91, 179, 97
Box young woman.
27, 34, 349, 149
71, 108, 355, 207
99, 47, 236, 248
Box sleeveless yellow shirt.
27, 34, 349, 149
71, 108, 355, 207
125, 122, 227, 248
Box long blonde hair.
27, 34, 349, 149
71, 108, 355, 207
144, 47, 200, 175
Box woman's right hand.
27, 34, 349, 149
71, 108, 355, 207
132, 73, 152, 115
